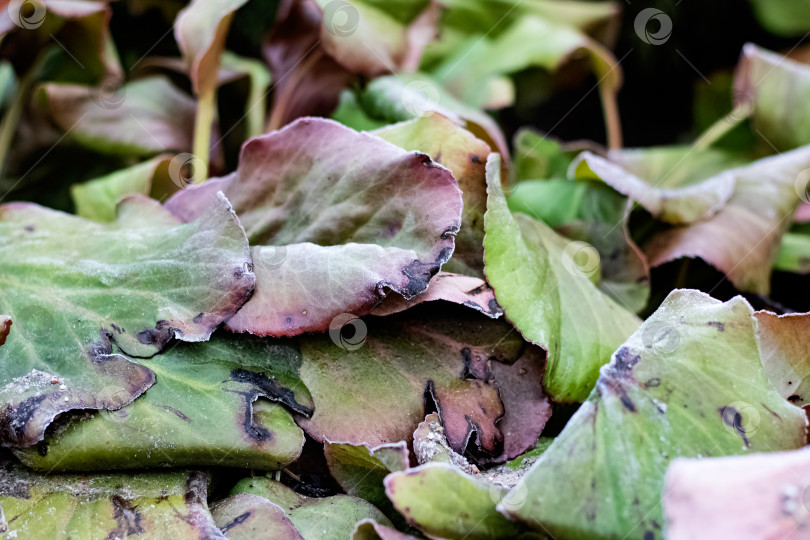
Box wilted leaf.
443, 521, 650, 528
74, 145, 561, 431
500, 290, 807, 540
0, 316, 9, 346
373, 113, 491, 278
324, 440, 409, 525
15, 334, 309, 471
0, 194, 254, 447
174, 0, 248, 94
41, 76, 196, 156
166, 117, 462, 337
71, 154, 176, 221
755, 310, 810, 405
212, 493, 305, 540
0, 464, 224, 538
372, 272, 502, 318
663, 449, 810, 540
735, 44, 810, 151
645, 145, 810, 294
384, 463, 534, 540
296, 303, 550, 463
484, 153, 640, 402
574, 146, 748, 224
231, 476, 393, 539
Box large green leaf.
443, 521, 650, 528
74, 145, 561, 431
500, 290, 807, 540
663, 449, 810, 539
0, 194, 254, 447
645, 144, 810, 294
41, 76, 196, 156
384, 463, 536, 540
15, 334, 310, 471
484, 153, 640, 402
295, 304, 550, 464
0, 464, 224, 538
231, 476, 392, 540
373, 113, 491, 278
734, 44, 810, 151
166, 117, 462, 337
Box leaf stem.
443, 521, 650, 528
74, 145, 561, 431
0, 66, 38, 179
192, 83, 216, 181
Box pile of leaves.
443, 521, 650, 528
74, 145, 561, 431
1, 0, 810, 539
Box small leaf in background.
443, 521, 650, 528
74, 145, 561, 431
0, 315, 9, 346
296, 304, 550, 464
15, 334, 310, 471
167, 117, 462, 337
0, 464, 224, 538
373, 113, 491, 278
70, 154, 176, 221
0, 194, 253, 447
574, 146, 747, 224
212, 494, 305, 540
663, 448, 810, 540
735, 43, 810, 152
755, 310, 810, 405
232, 475, 392, 539
484, 153, 640, 402
324, 441, 409, 526
645, 144, 810, 294
500, 290, 807, 540
41, 76, 197, 156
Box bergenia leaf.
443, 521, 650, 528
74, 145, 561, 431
345, 74, 510, 161
352, 519, 419, 540
383, 463, 535, 540
754, 310, 810, 405
663, 449, 810, 540
735, 43, 810, 151
573, 146, 748, 224
231, 476, 393, 538
373, 113, 491, 278
166, 117, 462, 337
295, 304, 549, 463
507, 177, 650, 313
174, 0, 248, 95
499, 290, 807, 540
324, 441, 409, 525
212, 494, 305, 540
15, 334, 310, 471
70, 154, 175, 222
645, 145, 810, 294
484, 153, 640, 402
371, 272, 502, 319
41, 76, 196, 156
0, 194, 254, 447
0, 464, 224, 538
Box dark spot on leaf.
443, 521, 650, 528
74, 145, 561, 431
644, 378, 661, 388
470, 154, 481, 164
220, 512, 251, 534
719, 406, 751, 447
108, 495, 144, 539
110, 324, 124, 334
23, 226, 34, 232
156, 405, 192, 423
761, 403, 782, 420
192, 313, 204, 324
789, 394, 802, 403
707, 321, 725, 332
644, 531, 655, 540
136, 320, 174, 348
613, 347, 640, 375
401, 247, 453, 298
466, 285, 486, 296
